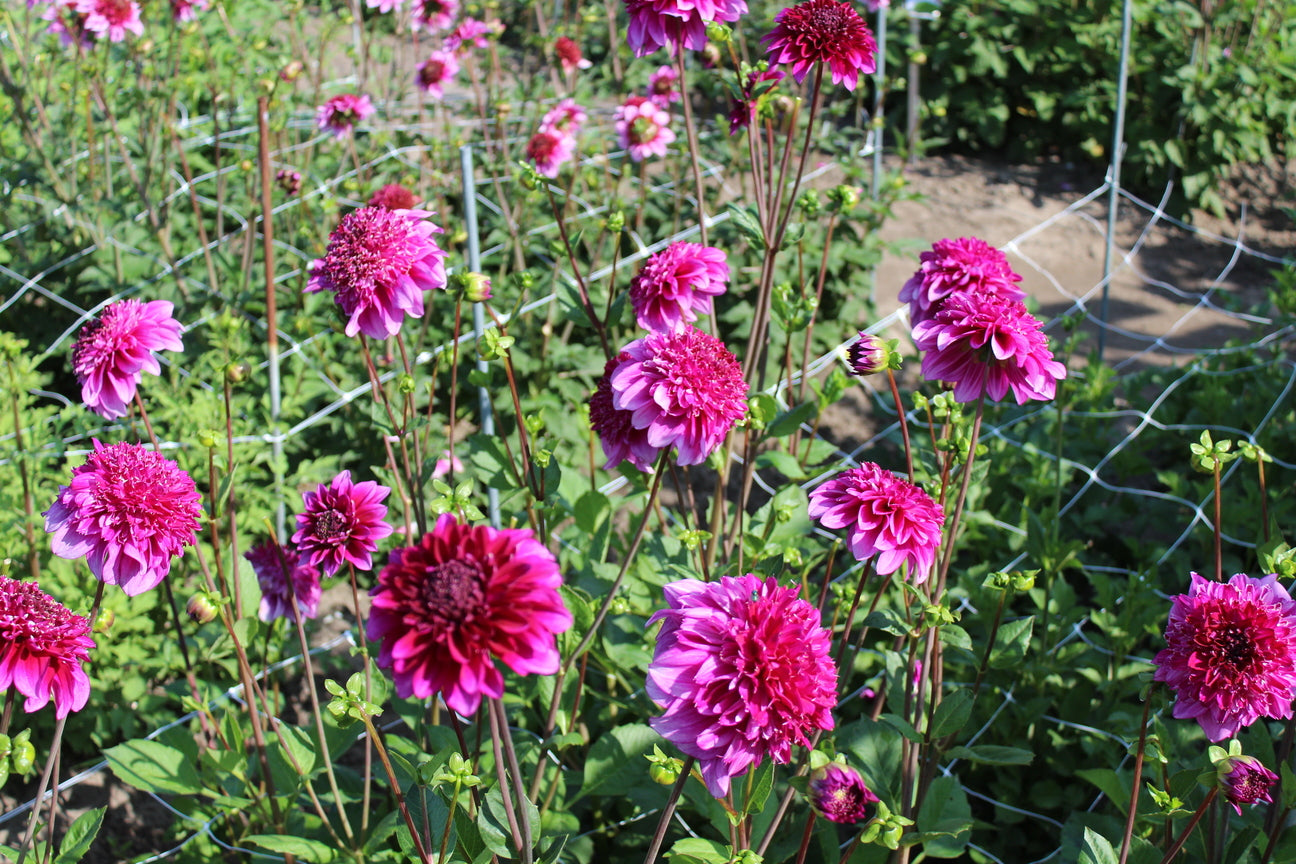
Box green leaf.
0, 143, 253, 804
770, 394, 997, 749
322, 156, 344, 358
666, 837, 731, 863
55, 807, 105, 864
1075, 768, 1130, 811
247, 835, 341, 863
914, 775, 972, 858
477, 786, 539, 858
754, 450, 806, 479
743, 760, 775, 817
860, 609, 909, 637
104, 739, 204, 797
575, 723, 658, 802
945, 745, 1034, 765
1078, 827, 1119, 864
765, 402, 816, 439
989, 615, 1034, 668
726, 203, 766, 250
930, 689, 974, 738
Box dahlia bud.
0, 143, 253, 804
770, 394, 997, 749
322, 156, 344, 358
809, 763, 878, 823
225, 362, 252, 383
846, 332, 888, 377
197, 429, 221, 449
0, 734, 12, 762
516, 159, 542, 190
276, 169, 302, 196
827, 184, 862, 212
700, 43, 722, 68
797, 189, 821, 217
187, 593, 220, 625
280, 60, 305, 82
10, 731, 34, 776
397, 373, 416, 394
646, 745, 683, 785
1211, 743, 1279, 815
453, 271, 493, 303
705, 21, 732, 43
605, 210, 625, 233
93, 609, 115, 633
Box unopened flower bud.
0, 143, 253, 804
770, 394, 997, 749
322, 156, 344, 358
846, 332, 888, 376
827, 183, 862, 212
605, 211, 625, 233
187, 593, 220, 625
700, 42, 722, 69
198, 429, 221, 449
10, 735, 34, 775
705, 21, 731, 43
398, 373, 417, 394
455, 271, 493, 303
649, 761, 679, 785
93, 609, 114, 633
226, 362, 251, 383
280, 60, 305, 82
276, 169, 302, 196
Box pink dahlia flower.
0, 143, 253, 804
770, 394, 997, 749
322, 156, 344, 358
316, 93, 375, 139
276, 169, 302, 196
525, 130, 577, 179
624, 0, 748, 57
0, 577, 94, 719
368, 184, 421, 211
629, 241, 729, 332
365, 0, 406, 12
899, 236, 1025, 327
1154, 572, 1296, 741
72, 299, 184, 420
43, 3, 93, 49
44, 441, 203, 597
589, 354, 662, 472
291, 470, 394, 577
245, 541, 322, 623
913, 290, 1066, 405
416, 49, 460, 99
170, 0, 208, 22
616, 97, 676, 162
809, 763, 878, 823
306, 206, 448, 339
367, 513, 573, 715
411, 0, 457, 31
648, 574, 838, 798
431, 450, 464, 479
75, 0, 143, 42
609, 326, 748, 466
808, 462, 944, 581
763, 0, 877, 91
444, 17, 497, 54
554, 36, 592, 73
647, 65, 680, 107
540, 98, 588, 137
1219, 755, 1279, 815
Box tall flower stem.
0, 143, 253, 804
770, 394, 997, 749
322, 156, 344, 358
1158, 788, 1217, 864
545, 185, 611, 359
5, 357, 38, 580
935, 390, 988, 589
15, 714, 66, 864
361, 713, 435, 864
490, 698, 534, 864
793, 811, 817, 864
643, 756, 696, 864
1117, 688, 1154, 864
674, 48, 708, 246
888, 369, 915, 481
1211, 457, 1223, 582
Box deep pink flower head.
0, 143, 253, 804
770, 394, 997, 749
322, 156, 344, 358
292, 471, 393, 577
629, 241, 729, 332
589, 354, 663, 472
75, 0, 143, 42
368, 513, 572, 715
44, 441, 203, 596
416, 49, 460, 99
609, 327, 748, 466
170, 0, 208, 22
1154, 572, 1296, 741
368, 184, 421, 211
525, 130, 577, 179
540, 99, 588, 137
0, 577, 94, 719
617, 97, 676, 162
763, 0, 877, 91
444, 17, 498, 54
554, 36, 592, 73
1219, 755, 1279, 815
316, 93, 375, 139
648, 65, 681, 107
809, 763, 878, 823
365, 0, 406, 13
306, 206, 448, 339
431, 450, 464, 480
913, 290, 1066, 405
245, 541, 322, 623
899, 237, 1025, 327
276, 169, 302, 196
808, 463, 944, 581
411, 0, 457, 31
624, 0, 747, 57
72, 299, 183, 420
648, 575, 838, 797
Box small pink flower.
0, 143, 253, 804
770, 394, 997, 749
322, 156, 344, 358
72, 299, 184, 420
554, 36, 592, 73
808, 462, 944, 581
276, 169, 302, 196
608, 326, 748, 466
629, 241, 729, 332
416, 49, 460, 99
1219, 755, 1279, 815
648, 575, 838, 798
540, 99, 588, 137
899, 237, 1025, 327
44, 441, 203, 597
292, 471, 394, 576
616, 96, 676, 162
316, 93, 375, 139
170, 0, 208, 22
763, 0, 877, 91
589, 354, 662, 472
809, 763, 878, 824
444, 17, 498, 54
525, 129, 577, 179
410, 0, 457, 31
368, 513, 573, 715
0, 577, 94, 719
368, 184, 421, 210
245, 541, 322, 623
306, 206, 448, 339
431, 450, 464, 479
365, 0, 406, 12
75, 0, 143, 42
43, 3, 93, 49
624, 0, 748, 57
647, 65, 680, 107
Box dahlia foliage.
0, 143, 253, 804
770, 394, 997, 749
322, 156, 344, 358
73, 299, 183, 420
0, 577, 94, 719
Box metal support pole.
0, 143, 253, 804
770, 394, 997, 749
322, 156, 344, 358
870, 5, 889, 308
1098, 0, 1133, 362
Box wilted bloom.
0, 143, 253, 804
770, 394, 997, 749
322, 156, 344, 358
617, 96, 676, 162
306, 206, 448, 339
624, 0, 748, 57
899, 236, 1025, 327
554, 36, 592, 73
809, 763, 879, 823
368, 513, 573, 715
0, 577, 94, 719
540, 98, 587, 137
245, 541, 322, 623
316, 93, 375, 139
275, 168, 302, 196
170, 0, 208, 22
75, 0, 143, 42
913, 290, 1066, 405
629, 241, 729, 332
589, 354, 662, 472
1219, 755, 1279, 815
72, 299, 184, 420
609, 326, 748, 466
647, 65, 680, 106
525, 129, 577, 179
410, 0, 457, 31
292, 471, 393, 576
763, 0, 877, 91
1154, 572, 1296, 741
648, 574, 838, 797
416, 49, 460, 98
44, 441, 203, 597
808, 462, 944, 582
728, 66, 784, 135
846, 331, 887, 376
368, 184, 421, 210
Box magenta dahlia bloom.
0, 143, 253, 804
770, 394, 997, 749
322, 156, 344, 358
525, 130, 577, 179
44, 441, 203, 597
1219, 755, 1279, 815
540, 99, 588, 137
554, 36, 592, 73
292, 471, 393, 577
609, 326, 748, 466
846, 331, 887, 377
75, 0, 142, 42
616, 97, 676, 162
808, 463, 944, 582
245, 541, 321, 623
368, 513, 572, 715
763, 0, 877, 91
170, 0, 208, 22
624, 0, 747, 57
629, 241, 729, 332
648, 65, 681, 107
0, 577, 94, 719
411, 0, 456, 31
365, 0, 406, 12
72, 299, 184, 420
444, 17, 497, 54
43, 2, 93, 48
899, 237, 1025, 327
648, 575, 838, 797
913, 290, 1067, 405
589, 354, 663, 472
316, 93, 375, 139
368, 184, 421, 211
809, 763, 878, 824
1154, 572, 1296, 741
306, 206, 448, 339
416, 49, 460, 99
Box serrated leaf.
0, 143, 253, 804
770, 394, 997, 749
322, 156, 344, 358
915, 775, 972, 858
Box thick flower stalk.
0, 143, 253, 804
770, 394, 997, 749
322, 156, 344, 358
0, 576, 94, 718
72, 299, 184, 420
